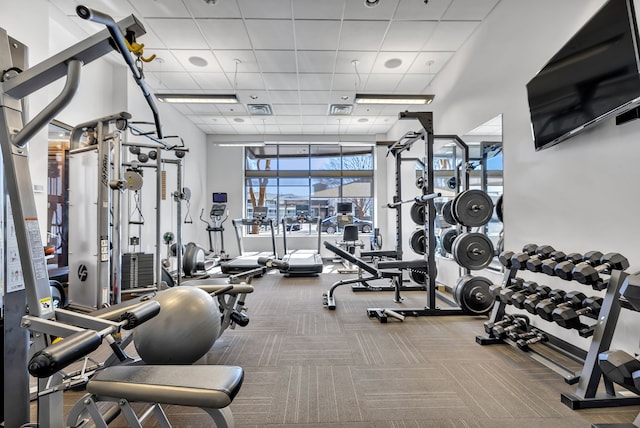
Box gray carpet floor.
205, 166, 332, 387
34, 270, 640, 427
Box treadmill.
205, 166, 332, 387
220, 207, 277, 275
281, 205, 323, 275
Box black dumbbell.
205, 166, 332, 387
509, 281, 539, 307
599, 350, 640, 393
536, 291, 586, 321
572, 253, 630, 288
489, 277, 524, 301
517, 331, 548, 351
542, 252, 582, 276
511, 245, 555, 271
552, 296, 603, 329
497, 279, 529, 304
523, 288, 563, 314
492, 316, 529, 338
527, 251, 565, 273
512, 283, 551, 309
498, 250, 515, 269
508, 330, 539, 341
484, 313, 518, 334
554, 251, 603, 281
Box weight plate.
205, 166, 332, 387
409, 269, 428, 285
440, 228, 458, 255
447, 176, 457, 190
454, 275, 493, 315
441, 199, 456, 226
496, 194, 503, 223
452, 232, 495, 270
410, 202, 426, 225
409, 229, 427, 255
452, 189, 494, 227
415, 176, 426, 190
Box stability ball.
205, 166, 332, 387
133, 286, 220, 364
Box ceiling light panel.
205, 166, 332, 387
245, 20, 295, 50
339, 21, 388, 51
197, 19, 252, 49
156, 93, 238, 103
145, 19, 208, 49
294, 20, 341, 50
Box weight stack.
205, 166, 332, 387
122, 252, 154, 289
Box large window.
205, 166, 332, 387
245, 144, 374, 235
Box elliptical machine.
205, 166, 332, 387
200, 192, 230, 263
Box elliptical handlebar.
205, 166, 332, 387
76, 5, 163, 139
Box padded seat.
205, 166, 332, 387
87, 365, 243, 409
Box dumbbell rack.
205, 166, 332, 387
477, 250, 640, 410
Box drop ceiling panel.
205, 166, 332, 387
198, 19, 253, 50
231, 123, 260, 133
206, 124, 237, 133
214, 51, 260, 73
143, 51, 185, 72
299, 91, 331, 104
127, 0, 190, 18
255, 51, 297, 72
381, 21, 438, 51
302, 125, 329, 134
372, 115, 399, 124
301, 116, 329, 125
276, 116, 302, 125
183, 104, 221, 114
363, 74, 405, 92
407, 52, 453, 73
133, 27, 166, 50
343, 0, 400, 19
183, 0, 242, 18
229, 73, 266, 90
299, 74, 333, 91
300, 104, 331, 115
354, 105, 386, 116
334, 51, 377, 73
272, 104, 302, 115
394, 0, 452, 20
371, 52, 419, 74
171, 50, 223, 72
236, 90, 270, 103
190, 73, 232, 90
292, 0, 346, 19
219, 105, 248, 116
395, 74, 433, 92
245, 20, 295, 50
443, 0, 500, 20
339, 21, 389, 51
331, 73, 364, 91
238, 0, 293, 19
263, 124, 282, 133
186, 115, 217, 125
370, 124, 392, 133
145, 19, 208, 49
423, 21, 480, 51
295, 20, 341, 50
152, 71, 200, 89
262, 73, 299, 90
297, 51, 337, 73
268, 90, 300, 104
279, 125, 304, 134
166, 104, 195, 115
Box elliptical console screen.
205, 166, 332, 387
213, 192, 228, 203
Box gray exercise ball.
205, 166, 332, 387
133, 286, 221, 364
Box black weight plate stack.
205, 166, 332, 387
452, 189, 494, 227
440, 228, 458, 255
409, 229, 427, 255
454, 275, 494, 315
410, 202, 426, 225
496, 194, 503, 223
441, 199, 456, 226
452, 232, 495, 270
409, 269, 428, 285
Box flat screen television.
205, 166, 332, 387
212, 192, 227, 203
337, 202, 352, 214
526, 0, 640, 151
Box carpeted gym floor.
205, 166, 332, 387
35, 268, 640, 427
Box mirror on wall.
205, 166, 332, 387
432, 115, 503, 268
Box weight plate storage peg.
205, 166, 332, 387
440, 228, 459, 255
441, 199, 457, 226
452, 189, 494, 227
454, 275, 494, 315
409, 229, 427, 255
410, 202, 426, 225
452, 232, 495, 270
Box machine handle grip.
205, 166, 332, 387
119, 300, 161, 330
28, 330, 102, 378
257, 257, 290, 271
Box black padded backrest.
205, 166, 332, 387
323, 241, 379, 277
342, 225, 359, 242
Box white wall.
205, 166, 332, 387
387, 0, 640, 352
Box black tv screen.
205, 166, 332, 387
212, 192, 227, 203
526, 0, 640, 151
337, 202, 352, 213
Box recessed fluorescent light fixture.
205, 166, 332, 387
354, 94, 434, 105
155, 94, 239, 104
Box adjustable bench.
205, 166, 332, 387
67, 365, 243, 427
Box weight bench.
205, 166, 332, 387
67, 365, 243, 427
323, 241, 428, 310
